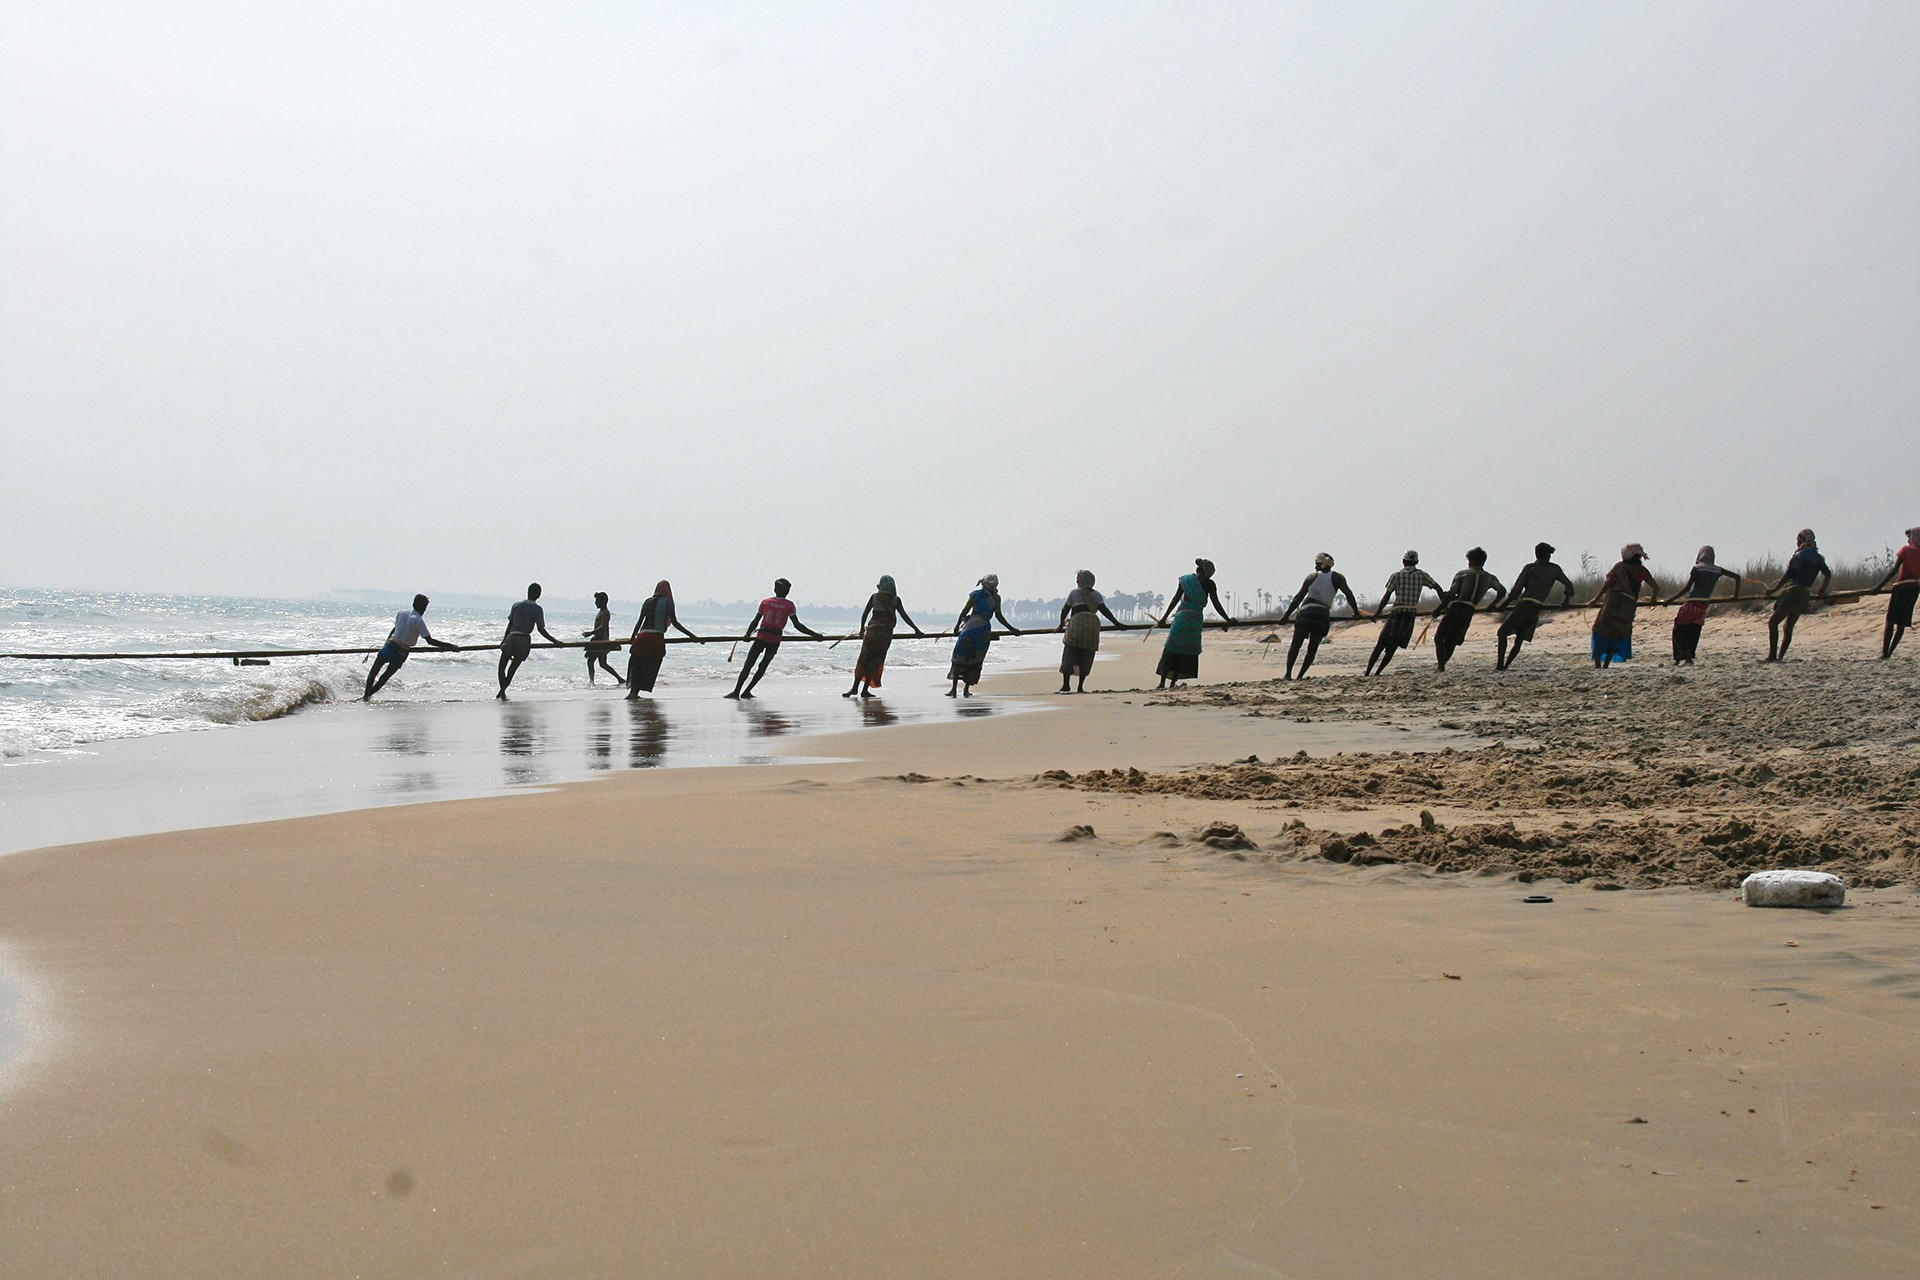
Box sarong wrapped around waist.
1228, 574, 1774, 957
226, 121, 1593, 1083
1164, 608, 1204, 657
1775, 584, 1812, 617
1674, 600, 1711, 627
1593, 592, 1639, 641
1062, 610, 1103, 651
630, 632, 667, 660
855, 622, 895, 684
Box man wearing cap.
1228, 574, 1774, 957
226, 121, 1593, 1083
1365, 551, 1444, 676
1493, 543, 1577, 670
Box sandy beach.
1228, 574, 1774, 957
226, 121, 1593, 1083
2, 603, 1916, 1276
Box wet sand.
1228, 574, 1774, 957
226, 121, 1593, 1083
1, 604, 1915, 1276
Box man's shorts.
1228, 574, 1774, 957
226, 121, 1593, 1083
1497, 598, 1542, 642
502, 633, 532, 660
1292, 603, 1331, 640
376, 642, 410, 666
1381, 612, 1417, 649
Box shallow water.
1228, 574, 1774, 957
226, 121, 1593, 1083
0, 659, 1047, 856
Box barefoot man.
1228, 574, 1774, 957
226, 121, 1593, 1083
1276, 553, 1359, 679
1365, 551, 1443, 677
1872, 526, 1920, 659
498, 583, 565, 699
1764, 529, 1830, 663
1493, 543, 1576, 670
726, 578, 823, 699
363, 594, 458, 701
1432, 548, 1505, 673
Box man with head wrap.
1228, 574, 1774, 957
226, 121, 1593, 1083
1764, 529, 1830, 662
1493, 543, 1576, 671
1277, 553, 1358, 679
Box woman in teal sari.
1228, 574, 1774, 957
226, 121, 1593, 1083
1153, 559, 1232, 689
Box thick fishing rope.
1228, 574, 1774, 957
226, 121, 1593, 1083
0, 585, 1905, 661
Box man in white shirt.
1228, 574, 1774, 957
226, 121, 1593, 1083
364, 594, 458, 701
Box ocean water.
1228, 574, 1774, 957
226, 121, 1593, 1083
0, 587, 989, 762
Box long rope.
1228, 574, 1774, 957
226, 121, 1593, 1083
0, 585, 1907, 661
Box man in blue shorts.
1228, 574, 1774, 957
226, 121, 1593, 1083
363, 594, 458, 701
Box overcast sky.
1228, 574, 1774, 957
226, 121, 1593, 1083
3, 2, 1916, 610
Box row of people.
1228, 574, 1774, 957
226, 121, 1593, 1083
361, 526, 1920, 702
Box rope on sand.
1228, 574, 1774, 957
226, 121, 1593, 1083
1, 587, 1904, 661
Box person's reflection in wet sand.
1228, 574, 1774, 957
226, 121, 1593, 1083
378, 718, 430, 757
626, 698, 669, 770
586, 704, 613, 771
953, 702, 994, 718
499, 704, 544, 785
742, 705, 796, 739
858, 698, 899, 728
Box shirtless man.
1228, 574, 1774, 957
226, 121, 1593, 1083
363, 594, 458, 701
1493, 543, 1576, 671
498, 583, 565, 699
726, 578, 824, 699
1276, 553, 1359, 679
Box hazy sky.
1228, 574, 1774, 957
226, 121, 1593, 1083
4, 2, 1916, 609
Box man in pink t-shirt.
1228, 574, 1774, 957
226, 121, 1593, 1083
726, 577, 824, 698
1874, 525, 1920, 659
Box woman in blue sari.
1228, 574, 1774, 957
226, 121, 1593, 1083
1153, 559, 1232, 689
947, 574, 1021, 697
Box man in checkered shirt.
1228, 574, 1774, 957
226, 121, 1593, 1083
1366, 551, 1444, 676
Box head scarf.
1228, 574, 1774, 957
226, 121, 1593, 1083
1314, 553, 1333, 571
1695, 547, 1715, 566
1907, 526, 1920, 545
654, 580, 671, 598
877, 575, 895, 595
1195, 558, 1216, 580
1621, 543, 1646, 562
1076, 569, 1095, 589
1796, 528, 1816, 549
979, 574, 999, 591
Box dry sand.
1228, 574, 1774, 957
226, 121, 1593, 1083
1, 602, 1916, 1276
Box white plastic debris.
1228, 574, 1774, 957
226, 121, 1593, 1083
1741, 870, 1846, 908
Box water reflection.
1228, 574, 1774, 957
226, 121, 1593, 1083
500, 705, 545, 785
627, 699, 668, 769
387, 770, 437, 795
858, 699, 900, 728
378, 718, 431, 756
953, 703, 995, 718
740, 705, 796, 738
586, 704, 613, 771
